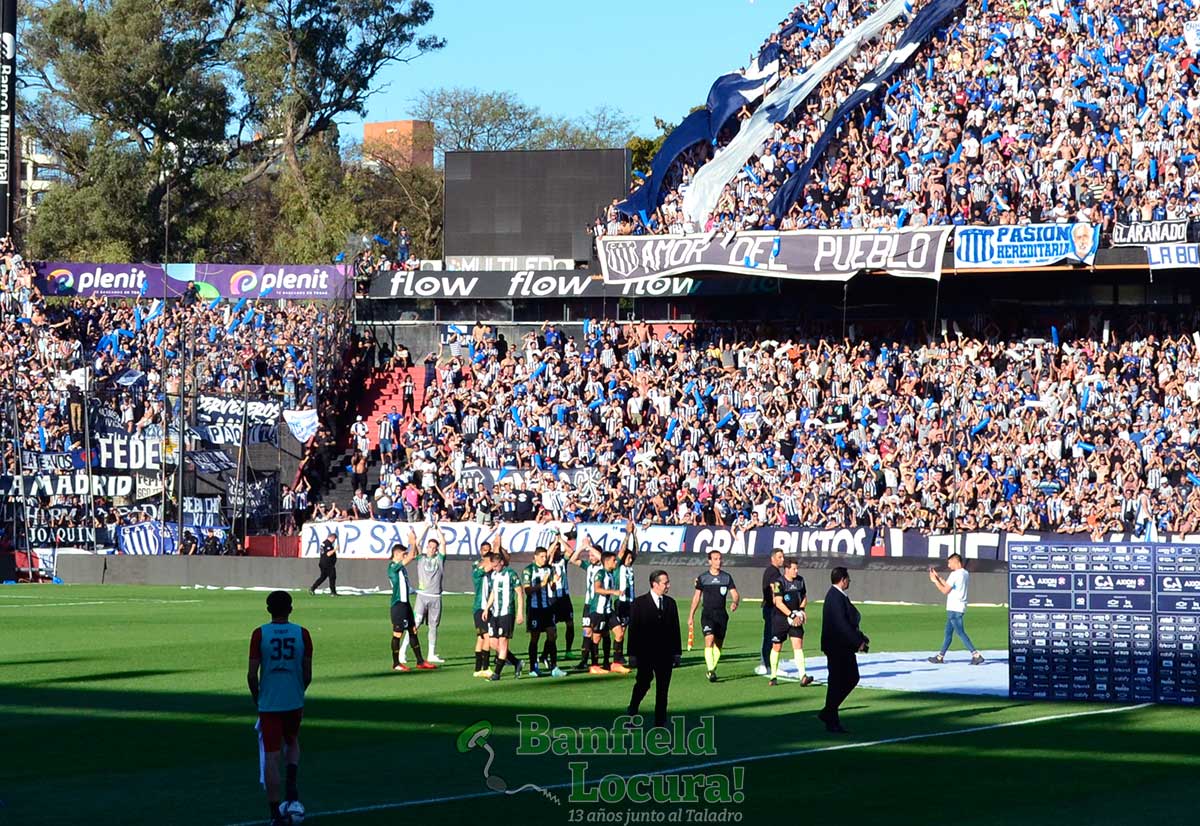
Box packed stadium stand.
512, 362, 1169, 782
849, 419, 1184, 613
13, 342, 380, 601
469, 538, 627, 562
8, 0, 1200, 574
604, 0, 1200, 237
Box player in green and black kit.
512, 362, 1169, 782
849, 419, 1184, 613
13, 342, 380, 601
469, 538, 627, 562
472, 532, 499, 677
388, 526, 434, 672
569, 535, 601, 672
611, 521, 638, 673
485, 553, 524, 681
546, 531, 580, 662
523, 545, 564, 677
688, 550, 740, 682
471, 528, 501, 677
768, 557, 814, 687
586, 551, 622, 674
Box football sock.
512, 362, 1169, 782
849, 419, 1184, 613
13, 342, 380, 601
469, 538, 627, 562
399, 635, 410, 662
614, 640, 624, 663
580, 638, 593, 664
793, 648, 806, 677
769, 649, 780, 680
704, 646, 715, 671
409, 634, 425, 665
269, 801, 280, 821
547, 643, 558, 669
506, 651, 519, 666
602, 635, 611, 668
591, 638, 600, 666
565, 623, 575, 651
285, 764, 298, 801
712, 646, 723, 669
473, 651, 482, 671
391, 636, 401, 667
529, 640, 539, 668
494, 658, 505, 676
541, 637, 554, 662
483, 650, 493, 670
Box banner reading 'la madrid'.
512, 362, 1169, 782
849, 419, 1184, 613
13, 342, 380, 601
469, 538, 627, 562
953, 223, 1099, 269
598, 227, 951, 284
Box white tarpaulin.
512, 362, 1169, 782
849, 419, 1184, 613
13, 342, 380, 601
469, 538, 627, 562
682, 0, 912, 225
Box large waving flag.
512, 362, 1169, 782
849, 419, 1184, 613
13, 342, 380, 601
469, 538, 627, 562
769, 0, 966, 222
682, 0, 913, 225
618, 42, 783, 220
705, 42, 782, 143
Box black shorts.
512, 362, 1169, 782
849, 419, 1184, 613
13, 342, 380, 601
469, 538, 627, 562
527, 608, 554, 633
770, 615, 805, 644
488, 614, 515, 639
552, 596, 574, 624
615, 601, 632, 626
588, 611, 609, 633
391, 602, 415, 633
473, 609, 488, 635
701, 610, 729, 640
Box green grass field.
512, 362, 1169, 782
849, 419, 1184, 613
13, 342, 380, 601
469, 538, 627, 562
2, 584, 1197, 826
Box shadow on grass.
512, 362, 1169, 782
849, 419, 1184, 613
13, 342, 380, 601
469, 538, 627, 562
32, 669, 193, 685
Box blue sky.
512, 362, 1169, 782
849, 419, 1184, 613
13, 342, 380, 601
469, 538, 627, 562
352, 0, 785, 139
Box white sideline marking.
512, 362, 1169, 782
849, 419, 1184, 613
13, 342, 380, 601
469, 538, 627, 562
221, 702, 1150, 825
0, 599, 204, 608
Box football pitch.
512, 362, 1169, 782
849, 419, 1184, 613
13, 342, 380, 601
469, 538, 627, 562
2, 585, 1197, 826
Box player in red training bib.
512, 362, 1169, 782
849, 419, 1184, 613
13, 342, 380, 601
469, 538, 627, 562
248, 591, 313, 826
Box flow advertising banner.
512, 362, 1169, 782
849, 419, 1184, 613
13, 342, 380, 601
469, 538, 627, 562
954, 223, 1099, 268
598, 228, 951, 283
369, 269, 781, 299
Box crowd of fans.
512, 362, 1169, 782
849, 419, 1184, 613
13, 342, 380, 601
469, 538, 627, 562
342, 311, 1200, 540
0, 238, 358, 543
599, 0, 1200, 237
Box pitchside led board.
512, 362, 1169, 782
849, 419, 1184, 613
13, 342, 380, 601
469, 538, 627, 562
1008, 542, 1199, 706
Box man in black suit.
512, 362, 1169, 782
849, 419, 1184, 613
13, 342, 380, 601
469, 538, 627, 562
819, 566, 868, 734
626, 570, 682, 727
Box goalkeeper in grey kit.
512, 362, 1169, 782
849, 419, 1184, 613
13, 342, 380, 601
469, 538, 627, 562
399, 523, 446, 665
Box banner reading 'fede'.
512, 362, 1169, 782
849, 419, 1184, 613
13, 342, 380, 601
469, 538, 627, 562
32, 262, 349, 300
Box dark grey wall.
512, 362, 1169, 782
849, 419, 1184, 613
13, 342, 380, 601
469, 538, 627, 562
56, 555, 1009, 605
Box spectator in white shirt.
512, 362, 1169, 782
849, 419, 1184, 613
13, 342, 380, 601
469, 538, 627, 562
927, 553, 984, 666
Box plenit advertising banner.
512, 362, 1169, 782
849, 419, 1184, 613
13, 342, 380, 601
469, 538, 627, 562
31, 262, 349, 300
598, 228, 951, 283
953, 223, 1099, 268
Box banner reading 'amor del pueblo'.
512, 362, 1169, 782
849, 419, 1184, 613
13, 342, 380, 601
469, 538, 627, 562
597, 228, 952, 284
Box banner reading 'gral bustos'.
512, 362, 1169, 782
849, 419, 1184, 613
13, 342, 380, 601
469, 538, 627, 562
954, 223, 1099, 269
598, 227, 951, 284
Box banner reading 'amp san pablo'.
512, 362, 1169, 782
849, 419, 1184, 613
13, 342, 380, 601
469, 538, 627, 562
953, 223, 1099, 269
598, 227, 951, 284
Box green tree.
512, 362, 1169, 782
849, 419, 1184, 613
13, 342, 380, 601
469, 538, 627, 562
20, 0, 443, 262
413, 87, 635, 156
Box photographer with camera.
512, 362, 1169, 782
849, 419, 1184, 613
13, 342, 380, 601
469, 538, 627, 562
819, 566, 869, 735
